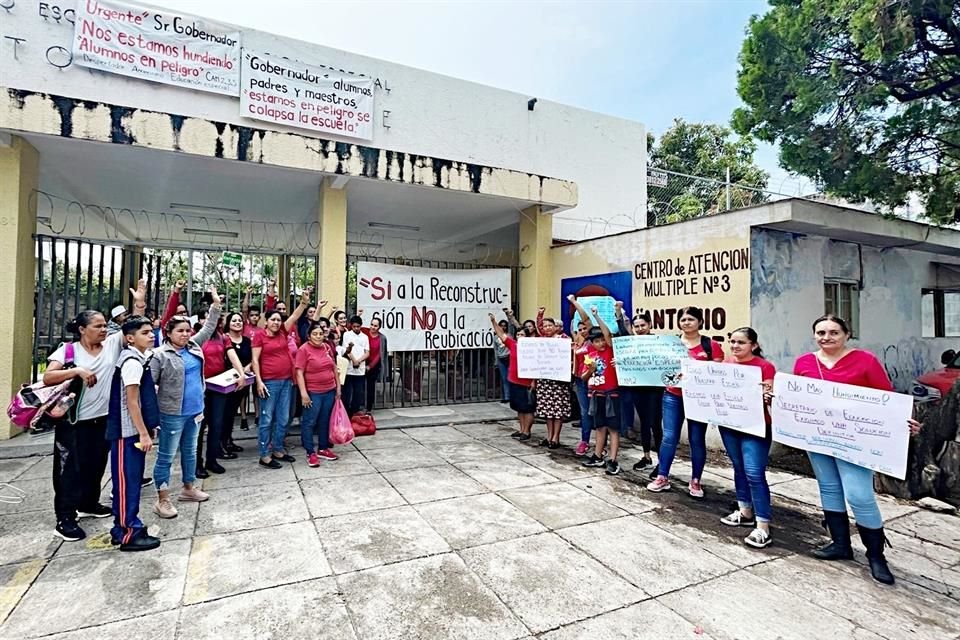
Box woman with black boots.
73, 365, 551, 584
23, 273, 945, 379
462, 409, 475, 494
792, 315, 921, 584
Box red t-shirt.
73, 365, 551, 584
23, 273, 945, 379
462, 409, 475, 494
201, 333, 234, 378
254, 328, 294, 381
667, 338, 724, 396
295, 342, 337, 393
793, 350, 893, 391
574, 341, 589, 378
583, 345, 618, 392
368, 334, 382, 369
725, 355, 777, 425
503, 336, 532, 387
242, 322, 260, 340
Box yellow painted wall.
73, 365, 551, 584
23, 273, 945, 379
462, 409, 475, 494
318, 180, 348, 309
518, 205, 554, 320
551, 214, 752, 344
0, 137, 39, 439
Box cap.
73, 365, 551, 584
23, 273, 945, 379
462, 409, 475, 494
110, 305, 127, 319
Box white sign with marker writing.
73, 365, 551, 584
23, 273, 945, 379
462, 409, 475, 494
771, 373, 913, 480
681, 360, 766, 437
517, 338, 573, 382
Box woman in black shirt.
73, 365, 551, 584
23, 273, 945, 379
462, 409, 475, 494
223, 312, 253, 453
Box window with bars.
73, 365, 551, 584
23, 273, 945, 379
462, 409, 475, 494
824, 281, 860, 338
921, 289, 960, 337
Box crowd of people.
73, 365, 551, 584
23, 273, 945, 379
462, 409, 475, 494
45, 278, 387, 551
40, 279, 920, 585
489, 296, 921, 585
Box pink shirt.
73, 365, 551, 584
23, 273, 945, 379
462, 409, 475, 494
792, 350, 893, 392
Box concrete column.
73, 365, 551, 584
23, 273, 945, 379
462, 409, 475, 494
120, 245, 142, 310
0, 136, 39, 440
518, 204, 553, 322
317, 178, 348, 309
277, 255, 290, 307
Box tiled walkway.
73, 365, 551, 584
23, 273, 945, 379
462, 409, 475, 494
0, 422, 958, 639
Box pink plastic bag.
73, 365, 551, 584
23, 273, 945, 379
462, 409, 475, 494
329, 398, 354, 445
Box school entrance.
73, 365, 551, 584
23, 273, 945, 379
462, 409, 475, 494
4, 119, 567, 432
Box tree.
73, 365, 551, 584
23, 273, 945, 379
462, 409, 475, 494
647, 119, 769, 224
733, 0, 960, 224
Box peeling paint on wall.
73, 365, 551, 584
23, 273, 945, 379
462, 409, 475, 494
1, 89, 578, 208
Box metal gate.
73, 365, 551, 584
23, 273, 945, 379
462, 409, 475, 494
32, 235, 318, 380
346, 254, 520, 409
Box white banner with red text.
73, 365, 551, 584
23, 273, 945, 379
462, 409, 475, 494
72, 0, 241, 95
356, 262, 512, 351
240, 50, 375, 140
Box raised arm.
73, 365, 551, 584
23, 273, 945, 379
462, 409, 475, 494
284, 288, 313, 332
160, 280, 185, 330
536, 307, 547, 335
615, 301, 632, 336
489, 312, 507, 341
193, 288, 222, 346
241, 285, 251, 316
504, 308, 522, 330
567, 294, 593, 331
591, 305, 612, 343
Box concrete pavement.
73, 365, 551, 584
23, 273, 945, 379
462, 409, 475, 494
0, 420, 958, 639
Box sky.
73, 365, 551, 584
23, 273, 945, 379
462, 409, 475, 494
158, 0, 812, 196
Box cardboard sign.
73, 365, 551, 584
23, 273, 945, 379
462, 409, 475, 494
611, 335, 688, 386
681, 360, 766, 437
771, 373, 913, 479
517, 338, 572, 382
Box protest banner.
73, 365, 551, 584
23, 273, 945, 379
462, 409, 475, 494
240, 50, 375, 140
680, 360, 765, 437
611, 335, 688, 386
571, 296, 618, 332
517, 338, 572, 382
771, 373, 913, 479
73, 0, 241, 95
356, 262, 511, 351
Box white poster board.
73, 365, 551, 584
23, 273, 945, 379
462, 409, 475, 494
517, 338, 572, 382
240, 50, 375, 140
611, 335, 688, 387
681, 360, 766, 437
771, 373, 913, 480
356, 262, 511, 351
73, 0, 241, 95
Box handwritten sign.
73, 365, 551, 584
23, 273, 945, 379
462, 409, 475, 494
240, 50, 375, 140
771, 373, 913, 480
680, 361, 765, 437
517, 338, 572, 382
572, 296, 619, 333
72, 0, 241, 95
611, 335, 688, 386
356, 262, 511, 352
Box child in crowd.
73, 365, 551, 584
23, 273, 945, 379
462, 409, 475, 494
580, 306, 622, 475
107, 316, 162, 552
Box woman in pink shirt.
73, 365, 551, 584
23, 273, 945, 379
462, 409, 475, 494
793, 314, 921, 585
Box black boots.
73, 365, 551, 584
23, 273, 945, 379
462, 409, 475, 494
858, 524, 895, 585
813, 510, 854, 560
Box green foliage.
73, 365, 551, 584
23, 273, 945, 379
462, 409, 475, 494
648, 118, 769, 222
734, 0, 960, 223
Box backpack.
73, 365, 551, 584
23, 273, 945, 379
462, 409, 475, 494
700, 335, 713, 360
7, 343, 78, 430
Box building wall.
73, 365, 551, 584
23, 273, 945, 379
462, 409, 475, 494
1, 0, 646, 240
551, 213, 752, 343
750, 227, 960, 392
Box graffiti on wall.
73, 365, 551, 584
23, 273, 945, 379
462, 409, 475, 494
880, 340, 930, 389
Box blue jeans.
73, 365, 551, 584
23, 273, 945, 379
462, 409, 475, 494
574, 378, 592, 442
497, 358, 510, 401
658, 392, 707, 480
808, 452, 883, 528
154, 413, 200, 489
259, 379, 292, 458
620, 387, 664, 453
301, 390, 336, 454
719, 427, 772, 522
